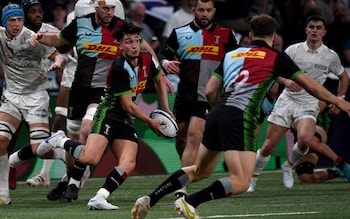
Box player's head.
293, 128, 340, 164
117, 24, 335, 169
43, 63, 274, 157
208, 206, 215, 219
307, 14, 327, 27
113, 21, 142, 59
95, 0, 117, 26
182, 0, 195, 13
2, 3, 25, 36
305, 15, 327, 41
22, 0, 41, 14
249, 14, 277, 39
193, 0, 216, 29
21, 0, 43, 32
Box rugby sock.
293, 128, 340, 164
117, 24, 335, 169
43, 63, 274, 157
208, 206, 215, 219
254, 149, 271, 176
52, 148, 66, 162
18, 143, 35, 160
63, 140, 84, 159
40, 159, 54, 176
102, 166, 127, 193
9, 144, 34, 167
186, 178, 231, 208
289, 142, 308, 165
149, 169, 189, 207
65, 165, 75, 182
70, 161, 86, 182
0, 154, 9, 189
335, 155, 344, 168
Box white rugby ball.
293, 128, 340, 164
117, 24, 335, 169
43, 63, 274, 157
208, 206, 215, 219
150, 109, 178, 138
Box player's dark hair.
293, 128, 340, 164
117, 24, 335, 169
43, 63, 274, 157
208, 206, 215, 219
112, 21, 143, 41
194, 0, 215, 7
307, 15, 327, 27
249, 14, 277, 38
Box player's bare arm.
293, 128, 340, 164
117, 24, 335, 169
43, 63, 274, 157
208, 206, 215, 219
119, 93, 166, 136
295, 73, 350, 117
47, 50, 66, 71
205, 75, 223, 107
32, 31, 65, 47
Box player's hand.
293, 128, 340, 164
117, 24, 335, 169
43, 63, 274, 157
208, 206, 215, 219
162, 60, 181, 74
334, 95, 350, 117
285, 80, 302, 92
147, 119, 167, 137
32, 33, 42, 46
329, 95, 345, 115
162, 109, 175, 121
48, 62, 64, 71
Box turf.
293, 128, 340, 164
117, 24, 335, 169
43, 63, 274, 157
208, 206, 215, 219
1, 171, 350, 219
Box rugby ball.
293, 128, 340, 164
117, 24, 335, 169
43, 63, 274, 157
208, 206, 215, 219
150, 109, 178, 138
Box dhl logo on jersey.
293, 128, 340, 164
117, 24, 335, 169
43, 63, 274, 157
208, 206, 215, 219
186, 46, 219, 55
232, 50, 266, 59
83, 43, 118, 55
131, 80, 147, 95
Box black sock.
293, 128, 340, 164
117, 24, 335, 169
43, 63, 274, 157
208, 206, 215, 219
71, 160, 86, 181
149, 169, 189, 207
63, 140, 84, 159
187, 180, 228, 208
65, 165, 74, 182
18, 143, 35, 160
102, 167, 127, 194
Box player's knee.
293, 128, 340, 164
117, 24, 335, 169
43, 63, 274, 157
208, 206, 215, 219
295, 161, 314, 183
29, 127, 50, 144
80, 122, 91, 139
67, 119, 81, 134
297, 134, 313, 147
0, 121, 16, 142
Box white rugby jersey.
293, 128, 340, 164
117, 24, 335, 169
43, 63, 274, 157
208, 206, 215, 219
0, 26, 55, 94
281, 41, 344, 105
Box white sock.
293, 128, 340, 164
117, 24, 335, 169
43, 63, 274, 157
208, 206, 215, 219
8, 151, 23, 168
253, 149, 271, 175
95, 188, 110, 199
52, 148, 66, 162
288, 142, 309, 165
0, 154, 9, 190
69, 178, 80, 187
39, 159, 54, 176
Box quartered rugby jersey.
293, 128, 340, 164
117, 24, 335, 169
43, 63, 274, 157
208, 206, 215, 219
214, 40, 302, 123
98, 52, 159, 124
160, 22, 237, 101
60, 14, 124, 88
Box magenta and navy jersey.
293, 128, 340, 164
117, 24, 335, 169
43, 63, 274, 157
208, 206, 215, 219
214, 40, 302, 123
92, 52, 159, 126
59, 13, 124, 88
159, 22, 237, 101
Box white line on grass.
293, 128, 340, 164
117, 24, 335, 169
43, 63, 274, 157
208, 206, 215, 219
159, 211, 320, 218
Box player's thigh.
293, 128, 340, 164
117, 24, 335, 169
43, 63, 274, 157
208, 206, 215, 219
187, 116, 205, 139
224, 150, 256, 181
